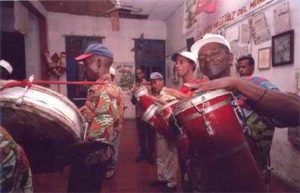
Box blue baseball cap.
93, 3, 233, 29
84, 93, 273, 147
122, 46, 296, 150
75, 43, 113, 61
150, 72, 164, 80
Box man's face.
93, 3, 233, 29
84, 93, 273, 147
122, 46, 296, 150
236, 59, 254, 77
83, 56, 99, 81
150, 79, 164, 93
198, 43, 233, 80
175, 55, 194, 78
136, 69, 144, 82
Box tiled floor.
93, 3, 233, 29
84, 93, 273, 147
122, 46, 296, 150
33, 120, 298, 193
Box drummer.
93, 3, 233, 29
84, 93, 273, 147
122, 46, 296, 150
184, 33, 300, 191
131, 68, 155, 164
68, 43, 124, 193
148, 72, 179, 192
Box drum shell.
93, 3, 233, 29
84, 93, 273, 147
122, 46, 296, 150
142, 104, 170, 138
175, 93, 244, 155
0, 83, 85, 172
175, 90, 265, 191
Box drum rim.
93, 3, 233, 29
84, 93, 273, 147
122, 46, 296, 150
0, 84, 85, 139
157, 99, 179, 112
0, 83, 85, 125
142, 104, 158, 122
0, 100, 82, 141
174, 89, 231, 115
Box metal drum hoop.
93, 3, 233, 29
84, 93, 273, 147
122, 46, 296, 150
174, 89, 231, 116
142, 104, 159, 122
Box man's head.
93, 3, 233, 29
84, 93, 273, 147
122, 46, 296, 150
237, 55, 255, 77
135, 67, 145, 82
75, 43, 113, 81
191, 34, 233, 80
0, 60, 13, 80
150, 72, 164, 94
172, 51, 197, 78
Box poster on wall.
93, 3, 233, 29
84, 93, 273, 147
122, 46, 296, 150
274, 2, 291, 35
113, 62, 135, 91
230, 40, 239, 60
183, 0, 198, 34
248, 12, 271, 45
166, 57, 179, 86
240, 24, 250, 44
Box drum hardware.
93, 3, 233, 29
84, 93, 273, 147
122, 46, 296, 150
191, 96, 215, 137
230, 93, 247, 128
16, 75, 34, 106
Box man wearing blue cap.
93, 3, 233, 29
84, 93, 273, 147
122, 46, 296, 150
149, 72, 179, 192
67, 43, 124, 193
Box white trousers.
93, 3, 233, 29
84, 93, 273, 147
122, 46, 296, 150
156, 133, 179, 188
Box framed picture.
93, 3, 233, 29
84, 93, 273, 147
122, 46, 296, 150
258, 47, 271, 70
272, 30, 294, 66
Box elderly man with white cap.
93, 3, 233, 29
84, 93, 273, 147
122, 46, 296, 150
0, 59, 13, 80
181, 33, 300, 192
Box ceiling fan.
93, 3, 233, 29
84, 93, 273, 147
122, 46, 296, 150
101, 0, 143, 31
103, 0, 143, 15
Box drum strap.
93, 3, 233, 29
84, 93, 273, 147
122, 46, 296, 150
216, 142, 249, 159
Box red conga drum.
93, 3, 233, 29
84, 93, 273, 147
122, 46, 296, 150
132, 86, 153, 110
142, 104, 166, 134
174, 89, 265, 192
156, 100, 189, 158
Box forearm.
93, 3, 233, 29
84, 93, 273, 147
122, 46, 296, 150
235, 80, 300, 127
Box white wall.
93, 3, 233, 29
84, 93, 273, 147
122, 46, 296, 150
47, 12, 166, 119
25, 11, 41, 80
165, 0, 300, 188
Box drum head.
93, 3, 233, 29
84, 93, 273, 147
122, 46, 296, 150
0, 83, 85, 173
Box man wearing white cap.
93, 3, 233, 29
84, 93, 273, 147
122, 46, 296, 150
184, 33, 300, 192
0, 59, 13, 80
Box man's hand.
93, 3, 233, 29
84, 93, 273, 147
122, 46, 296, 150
163, 87, 188, 99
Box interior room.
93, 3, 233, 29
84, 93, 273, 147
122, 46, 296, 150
0, 0, 299, 192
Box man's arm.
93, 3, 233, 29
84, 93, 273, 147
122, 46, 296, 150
196, 77, 300, 127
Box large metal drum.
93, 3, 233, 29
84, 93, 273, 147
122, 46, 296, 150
0, 81, 93, 172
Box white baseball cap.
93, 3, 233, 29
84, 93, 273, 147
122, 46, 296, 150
109, 66, 116, 76
150, 72, 164, 80
171, 51, 198, 65
0, 60, 13, 74
191, 34, 231, 56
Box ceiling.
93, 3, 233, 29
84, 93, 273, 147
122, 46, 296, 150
40, 0, 183, 21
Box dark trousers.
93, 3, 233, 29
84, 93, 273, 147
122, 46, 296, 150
136, 117, 155, 159
67, 161, 108, 193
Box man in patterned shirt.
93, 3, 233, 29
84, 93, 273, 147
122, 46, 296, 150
68, 43, 123, 193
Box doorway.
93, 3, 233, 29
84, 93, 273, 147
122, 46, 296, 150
134, 39, 165, 80
0, 31, 26, 80
65, 35, 103, 107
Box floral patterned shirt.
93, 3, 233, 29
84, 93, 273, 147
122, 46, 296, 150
83, 74, 123, 141
0, 126, 33, 193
